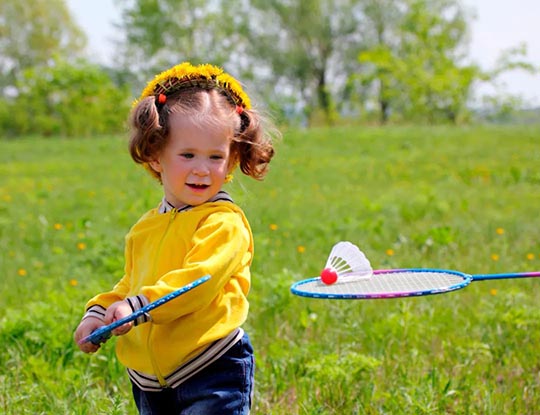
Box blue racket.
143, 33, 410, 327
79, 275, 211, 345
290, 269, 540, 300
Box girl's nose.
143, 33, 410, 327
192, 161, 210, 176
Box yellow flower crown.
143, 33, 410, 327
137, 62, 251, 109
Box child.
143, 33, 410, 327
74, 62, 276, 414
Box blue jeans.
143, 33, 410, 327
131, 333, 254, 415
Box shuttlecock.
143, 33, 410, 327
320, 241, 373, 285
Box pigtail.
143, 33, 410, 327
233, 109, 277, 180
128, 96, 168, 180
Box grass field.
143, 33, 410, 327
1, 124, 540, 414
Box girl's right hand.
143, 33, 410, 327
74, 317, 105, 354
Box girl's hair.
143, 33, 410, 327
129, 87, 276, 181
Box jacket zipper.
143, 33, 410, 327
147, 208, 178, 387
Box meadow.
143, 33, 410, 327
1, 124, 540, 414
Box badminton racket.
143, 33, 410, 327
290, 269, 540, 300
79, 275, 211, 345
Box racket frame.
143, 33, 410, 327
291, 269, 540, 300
290, 268, 473, 300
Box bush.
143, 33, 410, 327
0, 59, 131, 138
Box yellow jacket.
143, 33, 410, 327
85, 200, 253, 380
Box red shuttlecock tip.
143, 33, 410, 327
320, 267, 338, 285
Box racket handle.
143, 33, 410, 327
84, 327, 112, 345
472, 271, 540, 281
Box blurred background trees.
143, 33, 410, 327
0, 0, 130, 137
0, 0, 537, 137
0, 0, 86, 88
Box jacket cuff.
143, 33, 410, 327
126, 295, 151, 326
83, 304, 106, 322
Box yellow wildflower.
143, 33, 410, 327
526, 253, 535, 260
77, 242, 87, 251
297, 246, 306, 253
137, 62, 251, 109
53, 223, 63, 230
386, 249, 395, 256
495, 228, 505, 235
69, 279, 78, 287
491, 254, 499, 261
17, 268, 27, 276
269, 224, 278, 231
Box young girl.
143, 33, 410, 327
74, 62, 276, 414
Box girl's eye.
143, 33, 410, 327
180, 153, 194, 159
210, 155, 224, 160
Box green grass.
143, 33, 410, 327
1, 125, 540, 414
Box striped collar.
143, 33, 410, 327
158, 191, 234, 214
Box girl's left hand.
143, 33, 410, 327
74, 317, 104, 353
104, 301, 134, 336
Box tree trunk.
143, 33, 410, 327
379, 79, 389, 124
317, 68, 333, 124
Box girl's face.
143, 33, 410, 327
149, 112, 232, 207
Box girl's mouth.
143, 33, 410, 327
187, 183, 210, 190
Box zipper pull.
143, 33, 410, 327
170, 208, 178, 221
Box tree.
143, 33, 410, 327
116, 0, 248, 93
0, 0, 86, 90
357, 0, 537, 124
114, 0, 535, 126
357, 0, 479, 124
351, 0, 402, 123
116, 0, 370, 126
247, 0, 366, 125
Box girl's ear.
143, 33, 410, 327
148, 159, 162, 173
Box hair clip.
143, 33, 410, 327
236, 105, 244, 115
157, 94, 167, 105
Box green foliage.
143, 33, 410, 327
480, 94, 531, 123
2, 125, 540, 413
358, 0, 481, 124
0, 0, 86, 87
0, 59, 131, 137
247, 0, 363, 125
118, 0, 247, 83
119, 0, 367, 125
2, 0, 536, 133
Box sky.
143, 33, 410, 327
66, 0, 540, 106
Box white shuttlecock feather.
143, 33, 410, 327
320, 241, 373, 285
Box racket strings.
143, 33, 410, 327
294, 270, 468, 298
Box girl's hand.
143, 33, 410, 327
74, 317, 104, 353
104, 301, 134, 336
